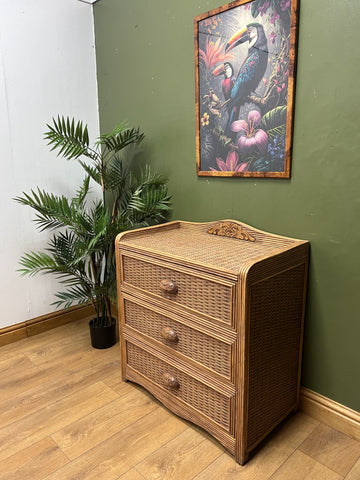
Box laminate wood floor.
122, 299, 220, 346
1, 317, 359, 479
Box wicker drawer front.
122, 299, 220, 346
124, 299, 232, 378
122, 255, 233, 324
127, 342, 232, 431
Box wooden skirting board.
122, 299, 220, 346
300, 387, 360, 442
0, 305, 95, 347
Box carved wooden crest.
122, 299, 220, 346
207, 222, 256, 242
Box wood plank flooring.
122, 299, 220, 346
0, 317, 359, 479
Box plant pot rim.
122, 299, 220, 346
89, 317, 116, 327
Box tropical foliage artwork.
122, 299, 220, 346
195, 0, 298, 177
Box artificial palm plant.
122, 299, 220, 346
15, 116, 171, 328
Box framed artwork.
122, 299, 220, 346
194, 0, 299, 177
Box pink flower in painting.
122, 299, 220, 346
199, 36, 234, 70
270, 12, 280, 25
270, 31, 277, 44
210, 150, 247, 172
231, 110, 268, 156
259, 1, 270, 16
280, 0, 291, 11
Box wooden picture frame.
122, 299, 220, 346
194, 0, 299, 177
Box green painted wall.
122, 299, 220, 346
94, 0, 360, 411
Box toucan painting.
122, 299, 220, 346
195, 0, 299, 178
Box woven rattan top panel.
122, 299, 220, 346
118, 221, 304, 274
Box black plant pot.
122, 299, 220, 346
89, 317, 117, 349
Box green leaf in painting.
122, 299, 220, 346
251, 0, 263, 18
259, 106, 287, 132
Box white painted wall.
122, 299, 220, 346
0, 0, 100, 328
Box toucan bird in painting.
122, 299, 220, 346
212, 62, 239, 124
212, 62, 235, 100
224, 22, 269, 138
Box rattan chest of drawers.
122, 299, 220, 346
115, 220, 309, 464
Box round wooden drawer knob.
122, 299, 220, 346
161, 326, 179, 343
160, 279, 178, 293
162, 372, 180, 389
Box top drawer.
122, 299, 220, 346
121, 255, 235, 324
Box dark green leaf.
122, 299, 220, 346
259, 106, 287, 131
251, 0, 263, 18
44, 116, 98, 161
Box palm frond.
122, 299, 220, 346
52, 285, 94, 310
72, 209, 95, 239
123, 166, 171, 225
44, 116, 98, 161
18, 251, 59, 277
14, 187, 95, 237
73, 176, 91, 207
14, 188, 73, 231
18, 234, 89, 284
140, 185, 172, 218
78, 160, 102, 185
135, 165, 168, 189
96, 123, 144, 154
90, 201, 109, 233
103, 155, 127, 192
47, 232, 84, 270
126, 186, 145, 212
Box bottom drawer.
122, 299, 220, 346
126, 342, 232, 432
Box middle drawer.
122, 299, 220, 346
123, 298, 233, 379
